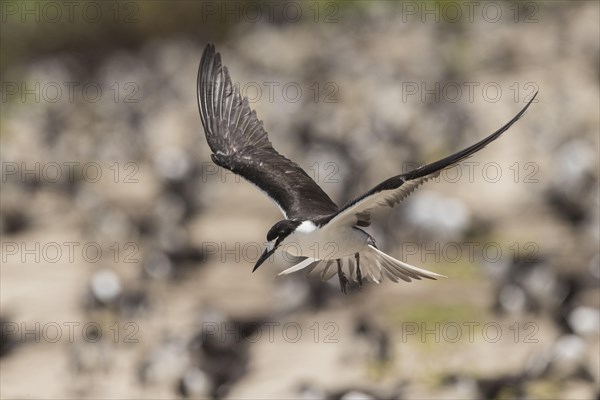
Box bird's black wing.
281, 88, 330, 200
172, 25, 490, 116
197, 44, 338, 219
323, 92, 538, 228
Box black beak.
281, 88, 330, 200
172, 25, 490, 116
253, 247, 276, 272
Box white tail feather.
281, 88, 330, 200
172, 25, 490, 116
276, 246, 446, 284
367, 245, 447, 282
277, 257, 318, 277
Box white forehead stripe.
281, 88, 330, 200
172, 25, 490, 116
296, 221, 318, 233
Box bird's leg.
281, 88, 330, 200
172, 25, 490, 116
337, 259, 348, 294
355, 253, 363, 288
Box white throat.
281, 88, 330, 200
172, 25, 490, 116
296, 220, 318, 234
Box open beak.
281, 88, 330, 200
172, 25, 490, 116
252, 245, 277, 272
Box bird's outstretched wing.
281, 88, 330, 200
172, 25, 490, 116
197, 44, 338, 219
322, 92, 538, 228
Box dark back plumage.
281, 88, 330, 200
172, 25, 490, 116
197, 44, 339, 219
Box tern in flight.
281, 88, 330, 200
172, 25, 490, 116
197, 44, 537, 293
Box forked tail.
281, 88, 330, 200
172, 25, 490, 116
277, 245, 446, 284
362, 245, 446, 283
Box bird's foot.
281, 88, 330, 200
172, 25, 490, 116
338, 271, 349, 294
355, 253, 363, 288
337, 260, 348, 294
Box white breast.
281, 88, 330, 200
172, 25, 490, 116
281, 223, 369, 260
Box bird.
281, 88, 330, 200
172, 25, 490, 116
197, 44, 537, 294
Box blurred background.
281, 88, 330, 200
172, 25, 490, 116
1, 1, 599, 398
